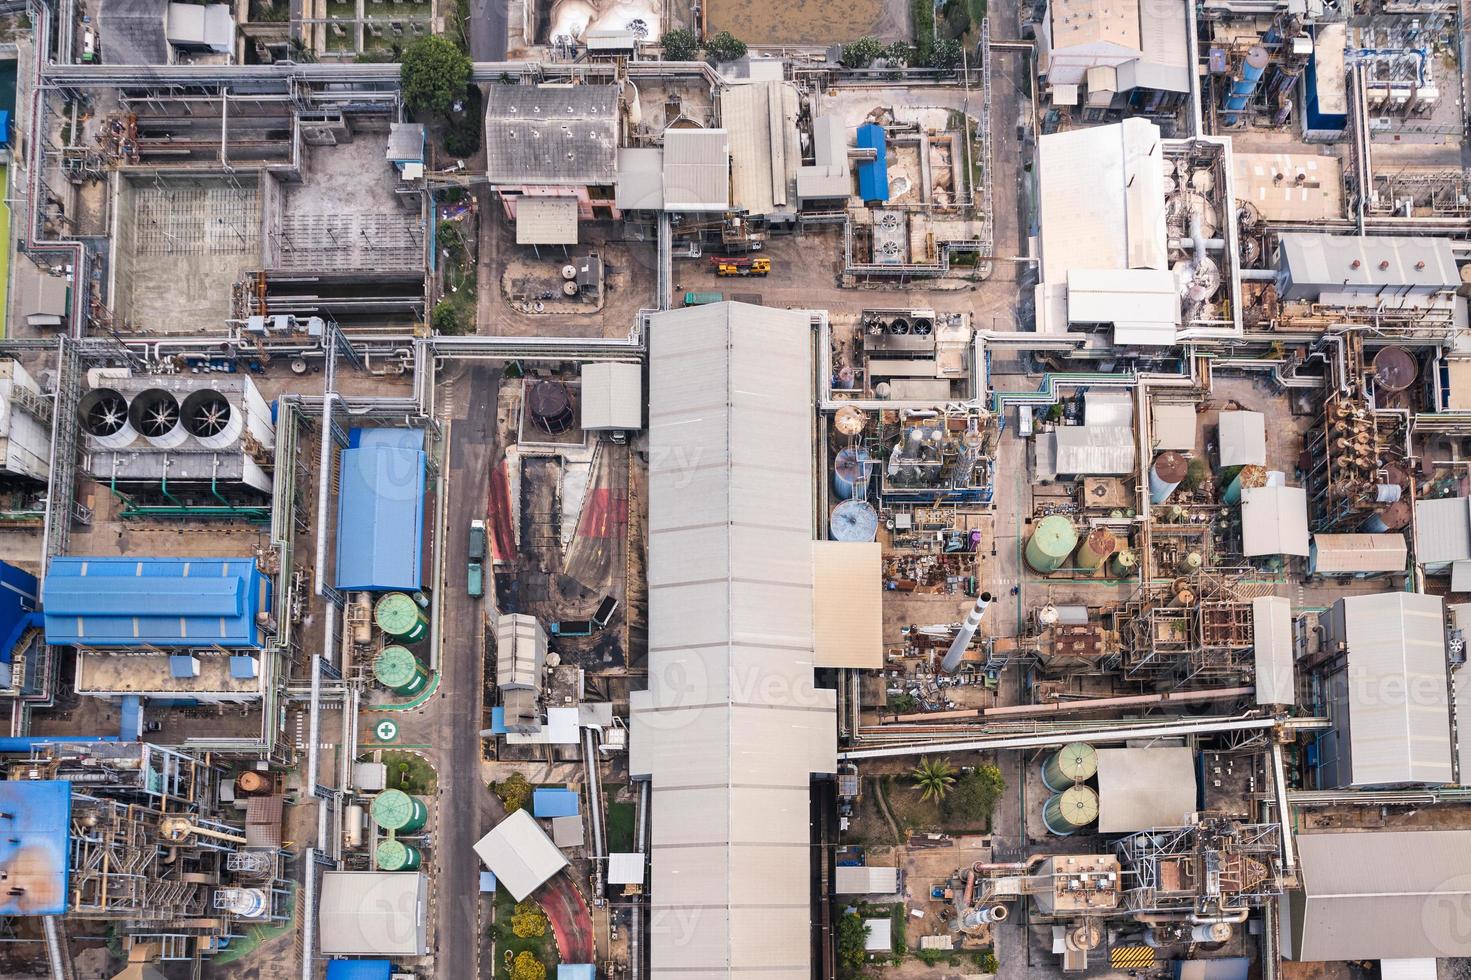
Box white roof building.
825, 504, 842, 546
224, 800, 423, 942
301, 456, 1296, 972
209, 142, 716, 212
719, 83, 801, 217
1241, 485, 1310, 557
580, 362, 642, 431
1217, 411, 1266, 467
494, 614, 547, 692
1251, 596, 1296, 706
834, 866, 900, 895
1050, 425, 1137, 476
1040, 0, 1191, 101
662, 128, 731, 212
473, 810, 570, 901
1150, 402, 1197, 452
631, 302, 836, 979
1095, 747, 1197, 833
318, 871, 429, 956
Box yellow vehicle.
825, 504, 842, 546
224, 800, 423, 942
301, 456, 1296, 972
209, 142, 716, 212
712, 256, 771, 277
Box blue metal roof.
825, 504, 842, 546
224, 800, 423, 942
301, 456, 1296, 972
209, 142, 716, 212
0, 781, 71, 916
325, 962, 393, 980
479, 871, 498, 892
558, 967, 597, 980
351, 427, 426, 452
855, 123, 889, 203
0, 562, 38, 666
533, 787, 580, 818
335, 444, 426, 592
43, 557, 270, 648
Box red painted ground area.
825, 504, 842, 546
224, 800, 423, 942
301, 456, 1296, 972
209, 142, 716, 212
576, 488, 628, 540
487, 460, 517, 564
541, 871, 596, 965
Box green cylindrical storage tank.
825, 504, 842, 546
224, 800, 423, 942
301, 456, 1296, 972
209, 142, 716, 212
1110, 550, 1138, 578
375, 593, 429, 643
1222, 464, 1266, 505
376, 838, 422, 871
371, 789, 427, 832
374, 645, 428, 695
1041, 742, 1098, 792
1043, 784, 1099, 836
1025, 515, 1078, 574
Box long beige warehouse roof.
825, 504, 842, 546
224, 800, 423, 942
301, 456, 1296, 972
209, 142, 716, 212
630, 301, 837, 979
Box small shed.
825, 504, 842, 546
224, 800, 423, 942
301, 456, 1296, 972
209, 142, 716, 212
834, 865, 900, 895
472, 810, 569, 901
551, 814, 585, 849
532, 787, 580, 819
608, 852, 646, 885
1308, 533, 1408, 576
580, 362, 642, 431
1150, 402, 1197, 452
516, 197, 580, 246
863, 917, 892, 953
1218, 411, 1266, 467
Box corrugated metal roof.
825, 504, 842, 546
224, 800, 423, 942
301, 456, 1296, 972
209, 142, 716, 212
1217, 411, 1266, 467
516, 197, 579, 245
1135, 0, 1190, 92
608, 852, 645, 884
1328, 591, 1451, 787
1309, 533, 1407, 574
1415, 496, 1471, 568
1290, 830, 1471, 960
532, 787, 580, 818
98, 0, 169, 64
1379, 961, 1438, 980
335, 445, 425, 591
855, 123, 889, 203
494, 614, 546, 692
1083, 389, 1135, 428
386, 123, 424, 163
630, 302, 835, 978
795, 115, 850, 200
485, 85, 619, 186
319, 872, 428, 955
472, 810, 569, 901
615, 147, 665, 210
1051, 425, 1136, 475
1242, 485, 1310, 557
1067, 269, 1180, 341
1094, 747, 1195, 833
580, 361, 642, 431
719, 83, 800, 215
1277, 233, 1459, 300
1049, 0, 1139, 51
662, 128, 729, 210
1251, 596, 1295, 705
813, 541, 883, 669
834, 865, 899, 894
1151, 402, 1196, 451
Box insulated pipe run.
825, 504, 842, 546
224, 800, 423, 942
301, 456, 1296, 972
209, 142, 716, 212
940, 591, 993, 673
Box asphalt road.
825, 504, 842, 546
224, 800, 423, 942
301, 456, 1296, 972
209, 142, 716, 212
468, 0, 508, 62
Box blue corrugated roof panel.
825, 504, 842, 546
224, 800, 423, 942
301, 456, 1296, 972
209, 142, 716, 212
351, 427, 426, 452
0, 781, 71, 916
43, 558, 270, 648
480, 870, 498, 892
325, 962, 393, 980
855, 123, 889, 203
0, 562, 38, 667
335, 446, 426, 592
559, 966, 597, 980
533, 787, 580, 818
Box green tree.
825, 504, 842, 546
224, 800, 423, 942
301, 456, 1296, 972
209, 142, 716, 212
888, 692, 917, 715
401, 36, 471, 117
1183, 456, 1211, 491
704, 30, 747, 62
946, 763, 1005, 825
977, 948, 999, 972
884, 40, 911, 66
497, 771, 532, 812
660, 28, 699, 61
836, 912, 869, 978
910, 756, 956, 802
432, 299, 467, 336
928, 36, 962, 70
510, 951, 546, 980
840, 36, 884, 68
510, 899, 548, 938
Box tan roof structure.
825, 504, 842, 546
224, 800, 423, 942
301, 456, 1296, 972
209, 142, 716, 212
813, 541, 883, 669
515, 197, 579, 245
719, 82, 800, 216
318, 871, 429, 955
495, 614, 547, 692
473, 810, 569, 901
631, 301, 837, 979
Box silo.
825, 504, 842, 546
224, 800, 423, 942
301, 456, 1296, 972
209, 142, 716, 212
1025, 516, 1078, 574
376, 838, 422, 872
1222, 464, 1266, 504
1192, 922, 1233, 943
1073, 527, 1116, 571
1110, 550, 1138, 577
374, 645, 428, 696
215, 888, 269, 918
1149, 451, 1190, 505
1042, 784, 1099, 836
374, 593, 429, 643
371, 789, 427, 832
1372, 346, 1418, 393
833, 448, 872, 500
830, 499, 879, 542
527, 380, 575, 434
1041, 742, 1098, 792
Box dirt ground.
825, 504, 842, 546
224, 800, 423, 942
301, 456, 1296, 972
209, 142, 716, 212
704, 0, 910, 45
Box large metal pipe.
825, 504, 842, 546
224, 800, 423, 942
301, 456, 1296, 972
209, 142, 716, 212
940, 591, 993, 673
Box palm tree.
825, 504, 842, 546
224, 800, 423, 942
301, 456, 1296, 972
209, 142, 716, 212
911, 756, 956, 802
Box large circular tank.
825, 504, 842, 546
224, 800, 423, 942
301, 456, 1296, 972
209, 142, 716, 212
1373, 346, 1418, 393
236, 771, 270, 795
833, 448, 871, 500
374, 645, 428, 696
376, 838, 422, 872
1043, 784, 1099, 836
1192, 922, 1233, 943
1149, 451, 1190, 505
1222, 464, 1266, 504
215, 887, 268, 918
833, 406, 867, 436
527, 380, 575, 434
1364, 498, 1412, 532
1110, 550, 1138, 577
374, 594, 429, 643
830, 499, 879, 542
79, 388, 136, 449
371, 789, 427, 832
1025, 516, 1078, 574
1041, 742, 1098, 792
1073, 527, 1116, 571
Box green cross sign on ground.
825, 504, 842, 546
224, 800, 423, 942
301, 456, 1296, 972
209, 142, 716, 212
374, 720, 399, 742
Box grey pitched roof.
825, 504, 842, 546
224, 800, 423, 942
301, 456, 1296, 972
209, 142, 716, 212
485, 84, 619, 186
99, 0, 169, 64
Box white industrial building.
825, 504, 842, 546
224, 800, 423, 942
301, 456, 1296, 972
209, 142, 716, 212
1094, 747, 1197, 833
473, 809, 569, 901
1251, 596, 1295, 706
1413, 496, 1471, 576
1317, 592, 1452, 788
1217, 411, 1266, 467
318, 871, 429, 956
1275, 234, 1459, 308
1241, 485, 1310, 557
834, 865, 901, 895
1038, 0, 1192, 107
579, 362, 643, 432
630, 302, 836, 978
0, 361, 52, 483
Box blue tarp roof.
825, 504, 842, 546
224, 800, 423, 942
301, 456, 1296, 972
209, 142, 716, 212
350, 427, 426, 452
480, 871, 498, 892
0, 562, 37, 666
0, 781, 71, 915
533, 787, 580, 818
325, 962, 393, 980
43, 557, 269, 648
335, 441, 426, 592
489, 706, 508, 734
855, 123, 889, 203
558, 967, 597, 980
